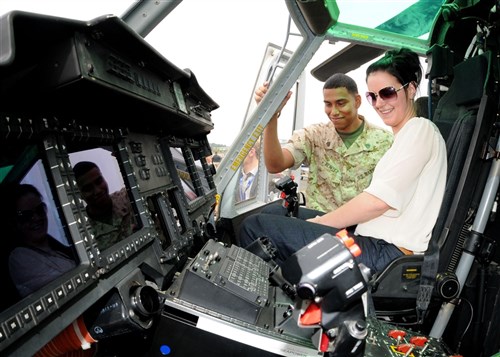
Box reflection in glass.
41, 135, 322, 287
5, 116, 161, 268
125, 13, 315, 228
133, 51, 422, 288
170, 147, 212, 202
235, 141, 261, 203
0, 160, 78, 309
70, 148, 139, 251
8, 184, 77, 298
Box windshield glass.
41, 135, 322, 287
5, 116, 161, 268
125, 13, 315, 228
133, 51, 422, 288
339, 0, 442, 33
0, 0, 443, 147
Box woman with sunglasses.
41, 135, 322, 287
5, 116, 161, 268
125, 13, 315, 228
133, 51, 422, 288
239, 48, 447, 274
6, 183, 77, 298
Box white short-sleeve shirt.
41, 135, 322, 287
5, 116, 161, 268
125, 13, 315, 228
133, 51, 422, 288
355, 117, 447, 253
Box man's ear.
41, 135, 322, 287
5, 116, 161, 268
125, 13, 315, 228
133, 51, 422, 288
355, 93, 362, 109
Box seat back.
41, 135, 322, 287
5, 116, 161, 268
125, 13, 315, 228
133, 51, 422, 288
431, 52, 492, 270
370, 49, 497, 325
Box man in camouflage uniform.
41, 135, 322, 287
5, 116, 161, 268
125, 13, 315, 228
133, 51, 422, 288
257, 73, 393, 217
73, 161, 137, 251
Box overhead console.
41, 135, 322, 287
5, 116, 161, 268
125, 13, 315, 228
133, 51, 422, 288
0, 10, 219, 356
0, 10, 218, 138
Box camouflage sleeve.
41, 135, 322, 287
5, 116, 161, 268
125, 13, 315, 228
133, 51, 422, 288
282, 127, 315, 170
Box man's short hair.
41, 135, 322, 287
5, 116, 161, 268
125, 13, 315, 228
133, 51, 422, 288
212, 154, 222, 163
73, 161, 99, 180
323, 73, 358, 95
252, 139, 261, 159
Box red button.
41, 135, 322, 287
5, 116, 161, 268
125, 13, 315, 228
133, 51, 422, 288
388, 329, 407, 339
396, 343, 414, 353
336, 229, 349, 241
299, 302, 321, 326
349, 244, 362, 257
410, 336, 428, 346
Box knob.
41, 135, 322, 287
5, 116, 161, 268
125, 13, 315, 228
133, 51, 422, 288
296, 282, 316, 300
436, 272, 460, 300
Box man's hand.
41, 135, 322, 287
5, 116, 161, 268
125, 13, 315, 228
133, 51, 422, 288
254, 81, 292, 116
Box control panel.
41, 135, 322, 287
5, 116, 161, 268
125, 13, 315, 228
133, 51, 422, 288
167, 240, 272, 324
365, 317, 457, 357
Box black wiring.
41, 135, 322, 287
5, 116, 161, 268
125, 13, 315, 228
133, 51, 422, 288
460, 16, 491, 28
455, 297, 474, 354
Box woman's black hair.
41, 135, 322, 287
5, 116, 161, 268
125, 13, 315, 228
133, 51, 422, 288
1, 183, 43, 223
1, 182, 75, 257
366, 48, 422, 88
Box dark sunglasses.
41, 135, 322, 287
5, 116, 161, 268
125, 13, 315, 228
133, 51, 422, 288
365, 83, 409, 106
17, 202, 47, 224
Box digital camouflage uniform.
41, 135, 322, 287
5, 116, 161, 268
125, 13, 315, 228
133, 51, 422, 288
87, 188, 137, 251
283, 117, 393, 212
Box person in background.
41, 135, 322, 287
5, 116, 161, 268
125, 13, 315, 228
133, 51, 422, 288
239, 48, 447, 274
211, 153, 222, 169
6, 183, 76, 298
236, 140, 261, 202
256, 73, 393, 218
73, 161, 137, 251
